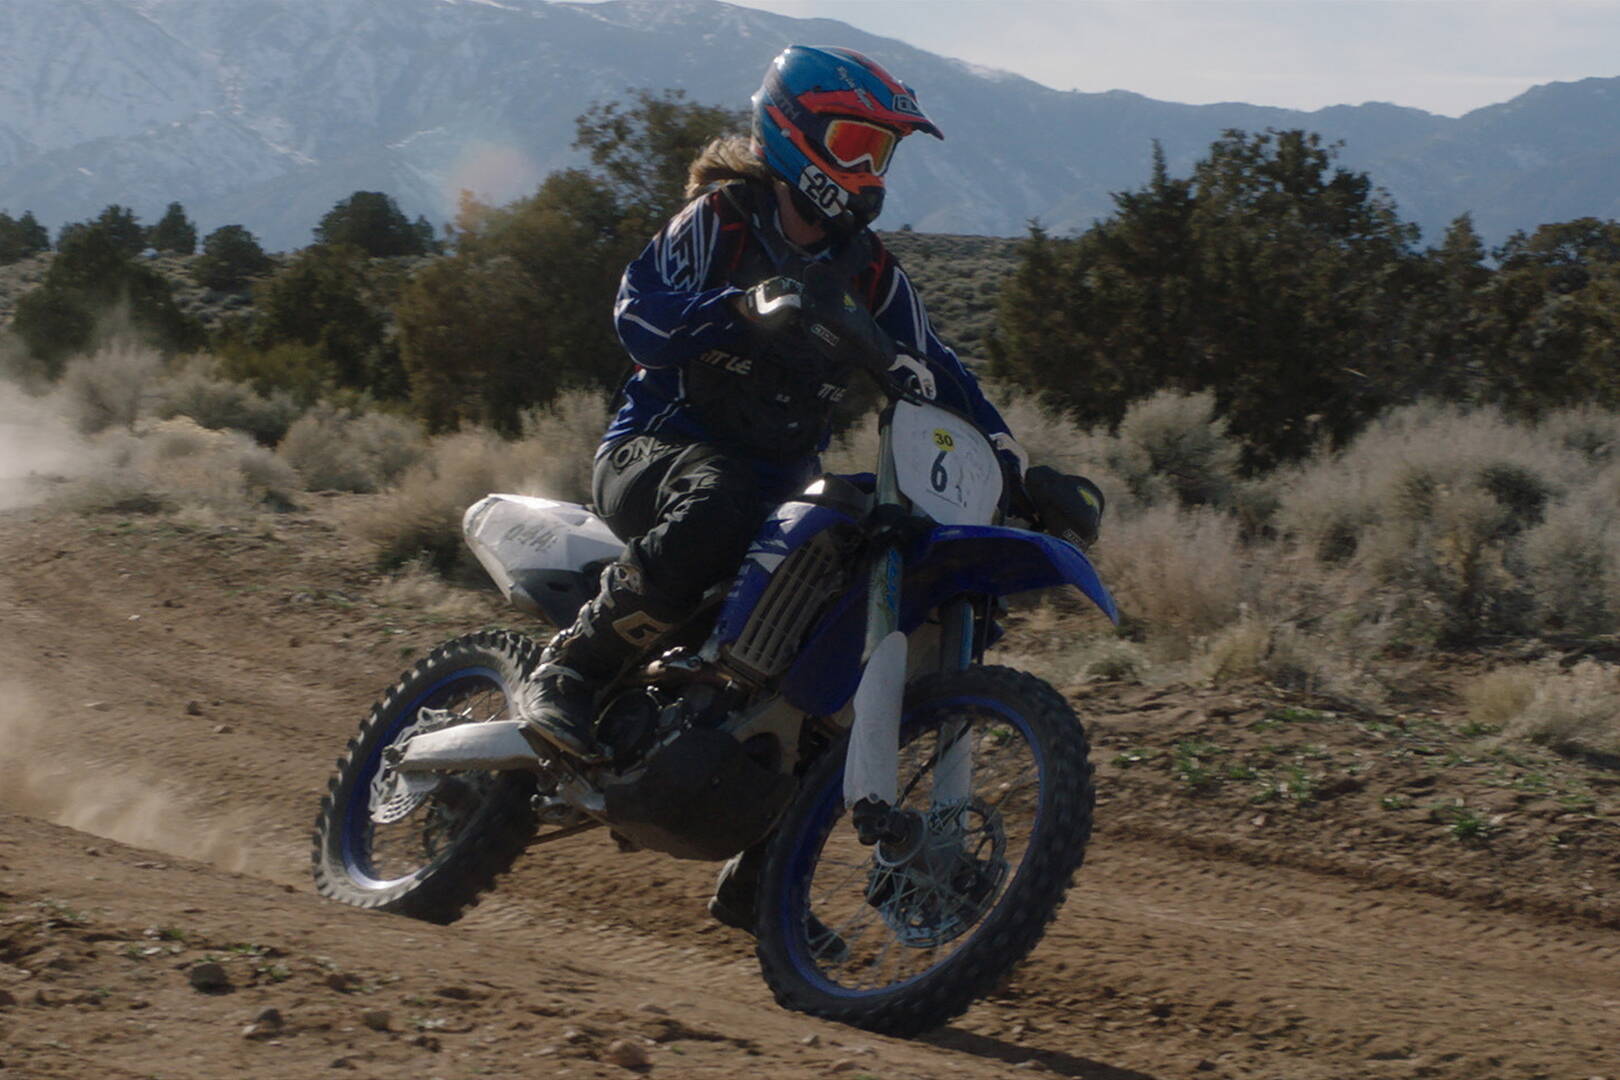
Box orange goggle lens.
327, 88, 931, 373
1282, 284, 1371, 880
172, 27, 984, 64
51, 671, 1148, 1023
823, 119, 898, 175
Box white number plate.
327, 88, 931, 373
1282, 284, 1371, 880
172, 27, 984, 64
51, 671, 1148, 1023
891, 401, 1001, 526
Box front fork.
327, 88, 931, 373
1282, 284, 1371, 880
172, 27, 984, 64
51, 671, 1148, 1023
843, 540, 976, 838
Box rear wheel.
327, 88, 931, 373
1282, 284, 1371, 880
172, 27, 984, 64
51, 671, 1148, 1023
756, 665, 1094, 1036
311, 630, 542, 923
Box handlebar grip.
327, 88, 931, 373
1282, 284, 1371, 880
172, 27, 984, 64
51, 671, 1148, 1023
799, 264, 897, 381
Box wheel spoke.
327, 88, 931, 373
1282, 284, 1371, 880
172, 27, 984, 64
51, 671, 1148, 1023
361, 676, 508, 883
794, 701, 1036, 991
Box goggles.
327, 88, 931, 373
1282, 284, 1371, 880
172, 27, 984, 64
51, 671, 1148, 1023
822, 119, 898, 175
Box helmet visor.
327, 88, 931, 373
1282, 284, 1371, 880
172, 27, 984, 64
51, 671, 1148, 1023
823, 119, 898, 175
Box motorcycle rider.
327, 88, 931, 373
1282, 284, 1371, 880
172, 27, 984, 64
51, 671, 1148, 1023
517, 44, 1040, 762
517, 47, 1103, 934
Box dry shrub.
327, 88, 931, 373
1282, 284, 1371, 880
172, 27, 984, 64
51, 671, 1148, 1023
1270, 402, 1600, 644
278, 405, 425, 493
993, 596, 1147, 688
1094, 504, 1248, 659
1520, 482, 1620, 636
1192, 608, 1385, 706
352, 388, 609, 576
154, 359, 303, 445
1008, 634, 1149, 690
1275, 403, 1571, 563
1105, 389, 1241, 509
1471, 661, 1620, 765
57, 417, 301, 515
513, 389, 611, 504
1538, 405, 1620, 465
974, 382, 1089, 473
1077, 637, 1149, 683
373, 559, 498, 622
1360, 485, 1535, 644
1463, 666, 1541, 732
59, 341, 165, 434
1195, 612, 1271, 685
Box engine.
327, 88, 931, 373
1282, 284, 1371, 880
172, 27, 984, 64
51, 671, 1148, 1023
590, 664, 795, 861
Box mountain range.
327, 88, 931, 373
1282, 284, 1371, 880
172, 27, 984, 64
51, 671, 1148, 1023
2, 0, 1617, 251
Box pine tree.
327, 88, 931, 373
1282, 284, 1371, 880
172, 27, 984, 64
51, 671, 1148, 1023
0, 210, 51, 264
194, 225, 273, 290
251, 245, 392, 395
313, 191, 427, 257
1397, 214, 1494, 404
11, 226, 201, 377
992, 129, 1423, 468
573, 88, 749, 225
389, 90, 745, 429
148, 201, 198, 255
87, 205, 148, 256
1473, 218, 1620, 414
412, 214, 442, 255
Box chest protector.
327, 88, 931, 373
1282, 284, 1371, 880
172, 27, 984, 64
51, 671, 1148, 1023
684, 182, 872, 462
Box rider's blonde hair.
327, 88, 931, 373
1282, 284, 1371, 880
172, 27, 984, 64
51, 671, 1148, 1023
684, 136, 773, 201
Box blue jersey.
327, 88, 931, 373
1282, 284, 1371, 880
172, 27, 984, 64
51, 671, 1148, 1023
603, 183, 1017, 491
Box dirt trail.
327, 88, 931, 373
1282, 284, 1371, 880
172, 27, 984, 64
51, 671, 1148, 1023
2, 504, 1618, 1079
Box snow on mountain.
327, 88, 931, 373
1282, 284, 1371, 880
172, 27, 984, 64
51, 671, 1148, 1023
2, 0, 1617, 251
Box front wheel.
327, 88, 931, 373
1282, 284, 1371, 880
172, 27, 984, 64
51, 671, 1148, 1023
311, 630, 542, 924
755, 665, 1094, 1036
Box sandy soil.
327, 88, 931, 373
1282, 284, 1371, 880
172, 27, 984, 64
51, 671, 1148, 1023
2, 501, 1618, 1080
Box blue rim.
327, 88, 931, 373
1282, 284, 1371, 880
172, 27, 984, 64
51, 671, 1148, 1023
778, 693, 1047, 998
340, 665, 504, 889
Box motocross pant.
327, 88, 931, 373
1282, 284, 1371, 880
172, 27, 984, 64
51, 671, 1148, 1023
587, 434, 806, 917
591, 434, 796, 610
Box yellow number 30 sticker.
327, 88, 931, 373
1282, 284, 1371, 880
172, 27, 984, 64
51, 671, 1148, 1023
932, 429, 955, 451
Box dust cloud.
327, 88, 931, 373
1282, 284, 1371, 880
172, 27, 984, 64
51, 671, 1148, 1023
0, 381, 95, 511
0, 678, 256, 873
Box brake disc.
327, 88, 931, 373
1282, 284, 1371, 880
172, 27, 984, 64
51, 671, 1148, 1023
368, 708, 463, 824
865, 797, 1008, 949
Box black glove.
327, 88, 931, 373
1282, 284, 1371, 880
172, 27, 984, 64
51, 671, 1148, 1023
797, 263, 896, 381
738, 276, 803, 331
1024, 465, 1105, 550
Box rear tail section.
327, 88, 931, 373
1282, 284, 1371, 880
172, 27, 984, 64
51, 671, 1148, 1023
462, 494, 626, 626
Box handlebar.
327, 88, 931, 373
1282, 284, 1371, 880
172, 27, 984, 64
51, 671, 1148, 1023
795, 264, 936, 405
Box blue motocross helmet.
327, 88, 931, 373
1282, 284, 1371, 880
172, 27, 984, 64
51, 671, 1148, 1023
752, 45, 943, 234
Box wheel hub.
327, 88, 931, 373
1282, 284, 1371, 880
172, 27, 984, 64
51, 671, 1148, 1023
863, 798, 1009, 948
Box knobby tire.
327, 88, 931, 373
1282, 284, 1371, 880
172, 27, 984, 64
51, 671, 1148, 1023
311, 630, 542, 924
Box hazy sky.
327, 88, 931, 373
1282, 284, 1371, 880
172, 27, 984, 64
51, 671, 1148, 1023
683, 1, 1620, 116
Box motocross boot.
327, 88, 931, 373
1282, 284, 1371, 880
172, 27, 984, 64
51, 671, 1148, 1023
517, 560, 681, 762
709, 841, 851, 964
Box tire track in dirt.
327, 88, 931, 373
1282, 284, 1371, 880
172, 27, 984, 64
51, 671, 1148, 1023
4, 507, 1620, 1079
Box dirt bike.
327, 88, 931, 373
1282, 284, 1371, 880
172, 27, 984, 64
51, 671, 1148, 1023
310, 276, 1118, 1036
